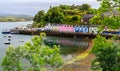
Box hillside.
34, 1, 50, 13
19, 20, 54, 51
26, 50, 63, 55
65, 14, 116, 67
32, 4, 97, 27
0, 13, 33, 22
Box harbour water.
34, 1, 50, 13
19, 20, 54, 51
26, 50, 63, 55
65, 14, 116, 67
0, 22, 89, 70
0, 22, 33, 70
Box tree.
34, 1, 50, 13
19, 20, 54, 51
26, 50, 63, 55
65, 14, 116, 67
71, 15, 81, 24
72, 15, 79, 21
80, 4, 91, 11
2, 33, 63, 71
87, 9, 98, 14
90, 13, 102, 25
50, 12, 64, 23
43, 13, 51, 23
90, 1, 120, 71
91, 35, 120, 71
97, 0, 120, 12
33, 10, 45, 22
90, 0, 120, 29
101, 16, 120, 29
32, 4, 96, 27
32, 10, 45, 27
49, 7, 64, 23
43, 6, 64, 24
90, 13, 120, 29
59, 5, 70, 10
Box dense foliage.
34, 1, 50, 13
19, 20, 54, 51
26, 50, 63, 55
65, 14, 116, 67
91, 0, 120, 71
91, 35, 120, 71
33, 1, 120, 28
32, 4, 97, 27
2, 33, 63, 71
97, 0, 120, 12
90, 14, 120, 29
90, 0, 120, 29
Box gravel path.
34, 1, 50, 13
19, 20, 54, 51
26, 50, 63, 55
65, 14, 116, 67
58, 40, 95, 71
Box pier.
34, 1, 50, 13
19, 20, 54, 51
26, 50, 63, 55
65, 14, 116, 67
18, 29, 120, 39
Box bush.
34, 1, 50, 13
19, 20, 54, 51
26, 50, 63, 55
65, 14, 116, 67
2, 33, 63, 71
91, 35, 120, 71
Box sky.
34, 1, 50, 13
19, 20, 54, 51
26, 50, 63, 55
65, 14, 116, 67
0, 0, 100, 16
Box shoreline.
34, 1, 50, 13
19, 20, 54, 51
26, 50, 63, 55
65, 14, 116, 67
57, 39, 95, 71
0, 21, 33, 22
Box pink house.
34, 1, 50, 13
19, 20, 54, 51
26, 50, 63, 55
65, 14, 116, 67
58, 25, 74, 32
58, 25, 66, 32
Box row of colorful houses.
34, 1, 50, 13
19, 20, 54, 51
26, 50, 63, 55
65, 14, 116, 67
38, 23, 120, 34
41, 23, 98, 34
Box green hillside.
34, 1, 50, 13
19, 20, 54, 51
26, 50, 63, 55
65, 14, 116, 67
32, 4, 97, 27
0, 14, 33, 22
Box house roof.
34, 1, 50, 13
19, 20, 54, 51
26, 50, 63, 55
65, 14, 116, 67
83, 9, 120, 23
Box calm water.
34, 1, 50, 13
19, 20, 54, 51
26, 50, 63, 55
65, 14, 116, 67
0, 22, 89, 71
44, 36, 89, 61
0, 22, 33, 70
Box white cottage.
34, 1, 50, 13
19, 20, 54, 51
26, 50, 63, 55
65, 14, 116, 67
89, 25, 98, 34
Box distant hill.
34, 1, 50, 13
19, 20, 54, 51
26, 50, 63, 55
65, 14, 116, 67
0, 13, 8, 16
0, 13, 33, 22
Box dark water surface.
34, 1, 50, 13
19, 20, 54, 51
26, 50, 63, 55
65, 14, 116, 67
0, 22, 89, 71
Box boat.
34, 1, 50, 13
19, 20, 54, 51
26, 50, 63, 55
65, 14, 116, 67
8, 34, 12, 38
2, 29, 11, 34
4, 41, 11, 44
10, 31, 18, 34
19, 40, 24, 42
10, 29, 19, 34
3, 35, 7, 37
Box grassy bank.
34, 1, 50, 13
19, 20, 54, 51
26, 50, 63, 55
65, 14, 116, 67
57, 39, 95, 71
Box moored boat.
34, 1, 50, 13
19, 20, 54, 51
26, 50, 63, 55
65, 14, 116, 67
8, 34, 12, 38
4, 41, 11, 44
19, 40, 24, 42
10, 29, 19, 34
2, 29, 11, 34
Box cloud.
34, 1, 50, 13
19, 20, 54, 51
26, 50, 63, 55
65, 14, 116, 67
0, 0, 100, 15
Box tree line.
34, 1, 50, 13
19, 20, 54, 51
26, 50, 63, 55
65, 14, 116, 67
33, 1, 120, 29
32, 4, 97, 27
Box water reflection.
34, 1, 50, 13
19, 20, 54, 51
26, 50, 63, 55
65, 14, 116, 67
44, 36, 89, 55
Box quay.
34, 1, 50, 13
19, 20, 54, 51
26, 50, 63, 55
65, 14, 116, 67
2, 24, 120, 39
18, 29, 120, 39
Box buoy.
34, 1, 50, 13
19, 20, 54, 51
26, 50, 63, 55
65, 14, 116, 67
8, 38, 11, 41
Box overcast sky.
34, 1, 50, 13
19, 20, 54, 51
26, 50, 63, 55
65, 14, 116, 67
0, 0, 100, 16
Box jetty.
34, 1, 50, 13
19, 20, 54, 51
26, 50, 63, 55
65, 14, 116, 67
2, 24, 120, 39
18, 29, 120, 39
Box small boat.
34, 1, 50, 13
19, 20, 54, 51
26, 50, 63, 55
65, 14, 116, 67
2, 29, 11, 34
10, 30, 19, 34
10, 32, 18, 34
8, 34, 12, 38
3, 35, 7, 37
19, 40, 24, 42
4, 41, 11, 44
